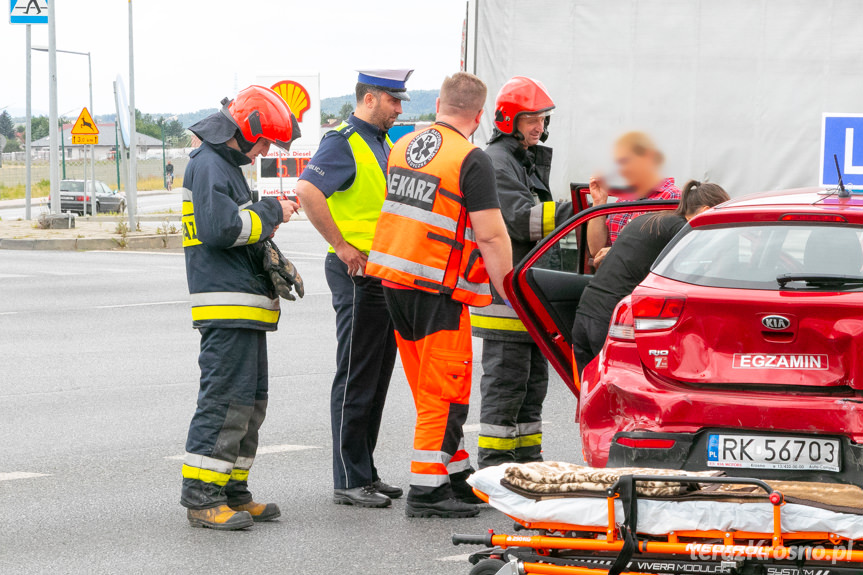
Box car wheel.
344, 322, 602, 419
469, 559, 506, 575
118, 201, 126, 214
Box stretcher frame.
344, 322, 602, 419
453, 475, 863, 575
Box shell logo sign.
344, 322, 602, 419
271, 80, 311, 123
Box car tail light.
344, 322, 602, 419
779, 213, 847, 222
608, 297, 634, 341
75, 195, 84, 201
632, 295, 685, 331
616, 437, 676, 449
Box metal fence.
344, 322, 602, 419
0, 151, 190, 197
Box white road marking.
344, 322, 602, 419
283, 251, 327, 259
463, 421, 552, 433
95, 300, 189, 309
0, 472, 50, 482
0, 274, 30, 279
165, 444, 320, 461
0, 311, 19, 316
438, 553, 473, 562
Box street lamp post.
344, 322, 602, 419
32, 47, 96, 215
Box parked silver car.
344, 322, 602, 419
53, 180, 126, 215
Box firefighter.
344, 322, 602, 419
180, 86, 301, 530
366, 72, 514, 518
471, 77, 572, 469
296, 70, 413, 508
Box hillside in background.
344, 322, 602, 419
321, 89, 438, 119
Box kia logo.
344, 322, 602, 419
762, 315, 791, 330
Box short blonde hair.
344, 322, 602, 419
439, 72, 487, 118
616, 131, 664, 165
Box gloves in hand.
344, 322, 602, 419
262, 239, 305, 301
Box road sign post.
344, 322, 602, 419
820, 114, 863, 189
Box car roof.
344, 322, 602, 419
692, 187, 863, 226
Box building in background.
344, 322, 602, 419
30, 122, 162, 161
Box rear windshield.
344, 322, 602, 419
60, 181, 84, 192
653, 223, 863, 290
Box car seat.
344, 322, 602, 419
803, 228, 863, 275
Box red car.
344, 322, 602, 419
507, 187, 863, 486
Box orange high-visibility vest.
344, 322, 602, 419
366, 123, 492, 307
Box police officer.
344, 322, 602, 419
295, 70, 413, 508
366, 72, 513, 518
471, 77, 572, 469
180, 86, 300, 530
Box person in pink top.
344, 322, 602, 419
586, 131, 680, 263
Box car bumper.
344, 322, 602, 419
607, 429, 863, 487
579, 341, 863, 484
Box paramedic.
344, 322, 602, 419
366, 72, 513, 518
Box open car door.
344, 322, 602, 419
504, 200, 679, 398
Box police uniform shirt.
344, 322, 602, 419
299, 114, 391, 197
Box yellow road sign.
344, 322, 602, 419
72, 134, 98, 145
71, 107, 99, 135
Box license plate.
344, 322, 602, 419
707, 434, 840, 472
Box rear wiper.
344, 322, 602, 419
777, 273, 863, 288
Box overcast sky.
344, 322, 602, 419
0, 0, 468, 119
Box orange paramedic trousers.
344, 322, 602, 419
382, 285, 474, 502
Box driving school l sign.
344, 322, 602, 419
821, 113, 863, 189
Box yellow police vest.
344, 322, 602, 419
325, 122, 392, 254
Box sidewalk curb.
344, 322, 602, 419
0, 234, 182, 251
0, 189, 173, 210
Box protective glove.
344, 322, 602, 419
262, 239, 304, 301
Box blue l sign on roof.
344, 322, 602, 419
821, 113, 863, 189
9, 0, 48, 24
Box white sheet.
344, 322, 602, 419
469, 465, 863, 540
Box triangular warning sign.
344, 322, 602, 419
71, 107, 99, 135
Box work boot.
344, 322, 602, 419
371, 479, 404, 499
452, 481, 484, 505
333, 485, 392, 508
405, 497, 480, 519
187, 505, 254, 531
230, 501, 281, 522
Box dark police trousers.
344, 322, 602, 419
326, 252, 397, 490
478, 340, 548, 468
181, 328, 268, 509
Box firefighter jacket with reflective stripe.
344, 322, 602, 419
182, 141, 283, 330
471, 133, 572, 342
325, 122, 392, 255
366, 123, 492, 307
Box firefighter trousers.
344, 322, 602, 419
181, 327, 268, 510
383, 287, 475, 503
326, 253, 398, 490
478, 339, 548, 469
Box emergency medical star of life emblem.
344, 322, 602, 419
406, 129, 442, 169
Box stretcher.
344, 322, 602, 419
453, 464, 863, 575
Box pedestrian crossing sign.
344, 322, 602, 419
71, 107, 99, 135
9, 0, 48, 24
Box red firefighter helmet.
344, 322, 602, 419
225, 85, 299, 151
493, 76, 555, 137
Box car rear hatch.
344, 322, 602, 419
635, 221, 863, 391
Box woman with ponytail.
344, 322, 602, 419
572, 180, 730, 375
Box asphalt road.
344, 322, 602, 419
0, 191, 181, 221
0, 221, 583, 575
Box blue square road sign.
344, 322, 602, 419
9, 0, 48, 24
821, 113, 863, 189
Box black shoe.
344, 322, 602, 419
333, 485, 392, 508
451, 479, 484, 505
371, 479, 403, 499
405, 497, 480, 518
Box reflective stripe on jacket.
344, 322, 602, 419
366, 123, 492, 307
325, 122, 392, 254
471, 134, 572, 341
182, 141, 283, 331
